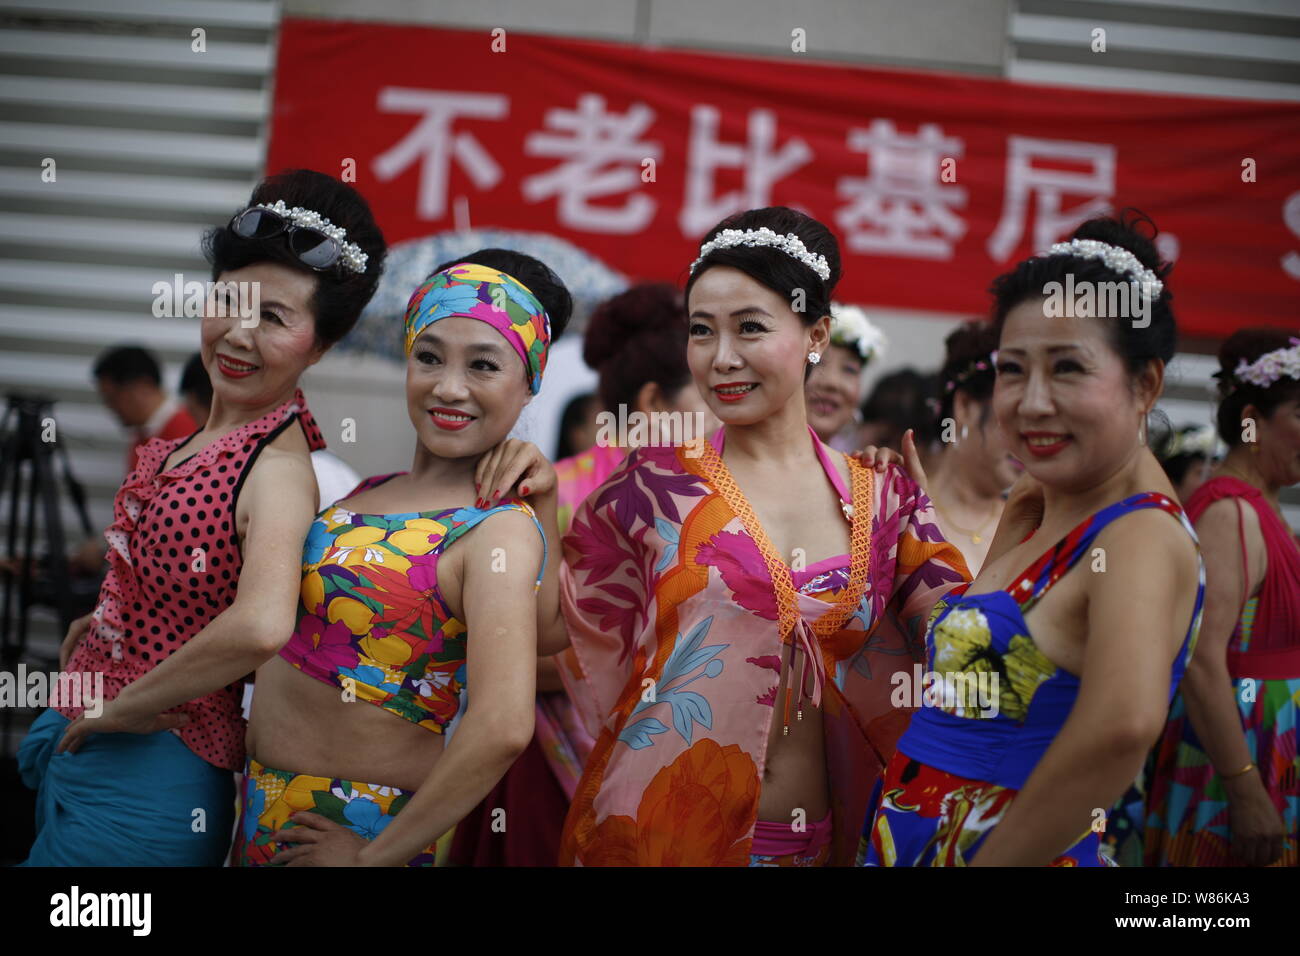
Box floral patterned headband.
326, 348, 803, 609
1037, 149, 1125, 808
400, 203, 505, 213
1230, 337, 1300, 390
403, 262, 551, 394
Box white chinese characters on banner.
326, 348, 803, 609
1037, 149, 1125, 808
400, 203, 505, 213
373, 88, 509, 220
835, 119, 968, 260
369, 89, 1136, 271
678, 105, 812, 238
986, 137, 1116, 262
521, 93, 662, 234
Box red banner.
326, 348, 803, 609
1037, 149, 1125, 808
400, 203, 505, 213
268, 18, 1300, 339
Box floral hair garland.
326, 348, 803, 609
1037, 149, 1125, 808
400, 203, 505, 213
1232, 337, 1300, 390
829, 302, 886, 364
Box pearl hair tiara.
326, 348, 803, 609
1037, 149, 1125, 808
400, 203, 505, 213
691, 227, 831, 282
1045, 238, 1163, 300
252, 200, 369, 274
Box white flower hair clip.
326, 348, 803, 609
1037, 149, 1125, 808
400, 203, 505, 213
829, 302, 886, 363
1233, 337, 1300, 389
1164, 424, 1221, 460
1044, 238, 1163, 301
251, 199, 369, 274
691, 227, 831, 282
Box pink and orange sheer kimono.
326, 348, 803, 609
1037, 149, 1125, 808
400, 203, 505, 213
557, 432, 969, 865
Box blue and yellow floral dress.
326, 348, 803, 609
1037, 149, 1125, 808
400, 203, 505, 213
858, 492, 1204, 866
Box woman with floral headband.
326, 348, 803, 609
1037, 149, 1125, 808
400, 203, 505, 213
17, 169, 386, 865
555, 207, 969, 867
1144, 327, 1300, 867
859, 212, 1204, 867
232, 251, 571, 866
805, 303, 886, 451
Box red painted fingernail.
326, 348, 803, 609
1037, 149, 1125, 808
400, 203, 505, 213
519, 484, 529, 495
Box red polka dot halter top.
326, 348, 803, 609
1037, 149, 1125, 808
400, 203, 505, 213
59, 389, 326, 770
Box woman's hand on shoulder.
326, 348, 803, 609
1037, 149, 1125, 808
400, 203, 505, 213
475, 438, 556, 507
853, 429, 928, 494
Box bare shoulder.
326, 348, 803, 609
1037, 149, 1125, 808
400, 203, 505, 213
268, 413, 311, 455
243, 443, 317, 502
1194, 494, 1262, 543
466, 506, 543, 554
458, 507, 544, 591
1093, 505, 1198, 584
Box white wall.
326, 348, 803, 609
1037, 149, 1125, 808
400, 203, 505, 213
284, 0, 1012, 72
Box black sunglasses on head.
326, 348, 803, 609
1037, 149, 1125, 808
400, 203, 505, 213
229, 206, 347, 271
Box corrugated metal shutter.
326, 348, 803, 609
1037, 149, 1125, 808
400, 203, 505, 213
1009, 0, 1300, 101
0, 0, 279, 682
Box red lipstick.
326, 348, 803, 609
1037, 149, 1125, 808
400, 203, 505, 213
216, 353, 258, 379
1021, 431, 1072, 458
713, 382, 758, 403
429, 407, 475, 431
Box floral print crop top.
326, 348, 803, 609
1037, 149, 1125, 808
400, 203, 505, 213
279, 473, 547, 734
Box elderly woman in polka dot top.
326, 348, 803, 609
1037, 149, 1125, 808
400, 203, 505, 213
16, 170, 387, 866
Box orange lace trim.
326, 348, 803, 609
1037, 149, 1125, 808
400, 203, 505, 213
694, 439, 874, 645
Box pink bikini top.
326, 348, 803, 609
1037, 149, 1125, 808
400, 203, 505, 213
710, 427, 852, 601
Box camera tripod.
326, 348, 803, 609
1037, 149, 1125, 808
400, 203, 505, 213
0, 393, 94, 758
